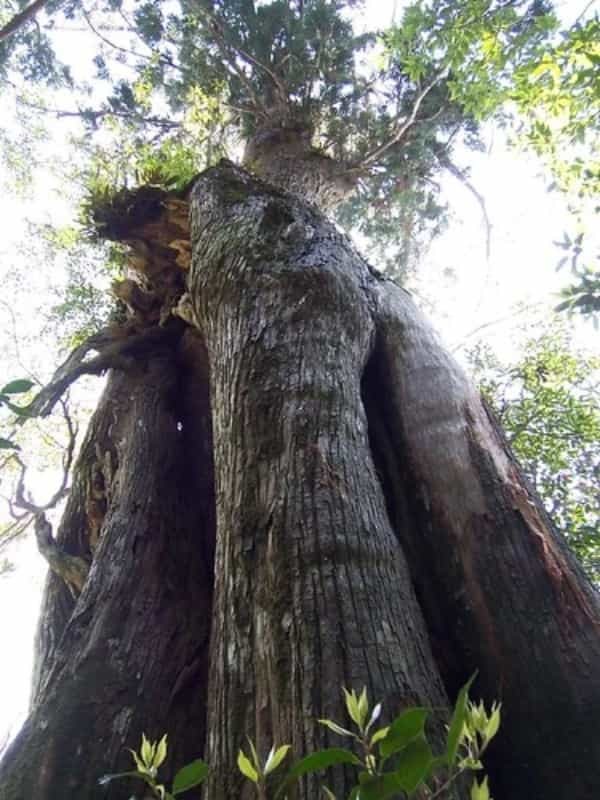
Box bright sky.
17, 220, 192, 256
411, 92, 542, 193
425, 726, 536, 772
0, 0, 597, 751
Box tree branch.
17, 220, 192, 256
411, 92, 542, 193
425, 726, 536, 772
347, 74, 446, 173
24, 322, 183, 420
438, 152, 492, 262
0, 0, 60, 43
33, 512, 90, 595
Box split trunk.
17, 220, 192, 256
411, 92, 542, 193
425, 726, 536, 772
0, 156, 598, 800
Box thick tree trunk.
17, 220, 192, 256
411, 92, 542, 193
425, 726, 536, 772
0, 333, 215, 799
366, 286, 600, 799
189, 163, 451, 799
1, 158, 599, 800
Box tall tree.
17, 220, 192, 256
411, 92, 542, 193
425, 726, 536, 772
0, 2, 599, 799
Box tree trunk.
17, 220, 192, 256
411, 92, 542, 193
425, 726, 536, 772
189, 163, 450, 799
365, 285, 600, 798
1, 158, 599, 800
0, 332, 215, 799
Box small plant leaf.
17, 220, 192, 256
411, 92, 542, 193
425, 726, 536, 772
358, 771, 405, 800
343, 688, 362, 728
238, 750, 259, 783
0, 437, 19, 450
447, 672, 478, 765
471, 775, 491, 800
485, 704, 501, 743
172, 759, 209, 795
318, 719, 355, 738
265, 744, 291, 775
370, 726, 389, 747
357, 687, 369, 729
128, 748, 145, 774
379, 708, 429, 758
247, 738, 260, 771
1, 379, 34, 395
394, 737, 434, 794
141, 734, 153, 768
276, 748, 360, 797
154, 734, 168, 770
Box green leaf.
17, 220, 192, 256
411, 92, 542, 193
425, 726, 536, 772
343, 688, 363, 729
154, 734, 168, 769
471, 775, 491, 800
5, 401, 31, 417
237, 750, 259, 783
277, 748, 361, 797
141, 734, 154, 769
1, 379, 34, 395
447, 672, 478, 765
264, 744, 291, 776
358, 772, 405, 800
128, 748, 146, 774
379, 708, 429, 758
0, 437, 19, 450
172, 759, 209, 795
370, 726, 389, 747
357, 687, 369, 729
394, 737, 434, 794
318, 719, 355, 738
485, 704, 501, 742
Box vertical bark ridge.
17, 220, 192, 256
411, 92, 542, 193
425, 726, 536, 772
0, 335, 216, 799
31, 370, 131, 704
369, 281, 600, 799
189, 162, 453, 799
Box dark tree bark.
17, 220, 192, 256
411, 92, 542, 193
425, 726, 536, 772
0, 333, 215, 799
0, 156, 599, 800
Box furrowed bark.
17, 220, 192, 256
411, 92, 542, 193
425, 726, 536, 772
366, 281, 600, 799
31, 370, 133, 704
0, 335, 215, 799
189, 162, 454, 799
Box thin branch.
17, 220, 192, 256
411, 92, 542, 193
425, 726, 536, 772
347, 73, 447, 173
9, 399, 88, 594
32, 512, 90, 595
450, 303, 542, 354
439, 153, 492, 262
0, 516, 33, 554
81, 4, 184, 75
15, 94, 180, 129
0, 298, 41, 385
0, 0, 61, 43
574, 0, 598, 26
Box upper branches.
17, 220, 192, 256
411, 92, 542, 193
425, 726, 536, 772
0, 0, 58, 43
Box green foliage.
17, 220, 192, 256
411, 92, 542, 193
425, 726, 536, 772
385, 0, 556, 118
385, 1, 599, 307
103, 679, 500, 799
31, 223, 122, 348
468, 324, 600, 580
99, 733, 208, 799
